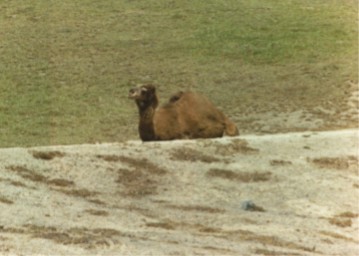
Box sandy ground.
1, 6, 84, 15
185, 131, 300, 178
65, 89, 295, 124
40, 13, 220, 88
0, 129, 358, 255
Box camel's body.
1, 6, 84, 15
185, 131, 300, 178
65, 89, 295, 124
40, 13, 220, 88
129, 85, 239, 141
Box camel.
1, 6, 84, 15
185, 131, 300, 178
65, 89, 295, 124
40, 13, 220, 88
129, 84, 239, 141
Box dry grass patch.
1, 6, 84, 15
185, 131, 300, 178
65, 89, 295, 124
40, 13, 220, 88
84, 209, 109, 216
0, 177, 28, 188
109, 156, 168, 197
55, 188, 99, 198
170, 147, 221, 163
166, 204, 225, 214
24, 225, 122, 249
119, 156, 167, 175
10, 180, 27, 188
254, 248, 302, 256
31, 151, 65, 160
98, 155, 167, 175
142, 219, 314, 252
0, 196, 14, 205
6, 165, 47, 183
328, 211, 358, 228
223, 229, 315, 253
116, 160, 167, 198
207, 169, 272, 182
214, 139, 260, 156
319, 231, 357, 242
336, 211, 358, 218
309, 155, 358, 172
270, 159, 293, 166
146, 222, 176, 230
6, 165, 75, 188
96, 154, 123, 162
47, 178, 75, 187
117, 168, 158, 197
328, 217, 352, 228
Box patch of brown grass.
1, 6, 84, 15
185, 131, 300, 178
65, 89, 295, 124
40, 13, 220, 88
96, 155, 123, 162
309, 155, 358, 173
119, 156, 167, 175
319, 231, 357, 242
9, 181, 27, 187
213, 139, 260, 156
6, 166, 75, 188
6, 165, 47, 183
166, 204, 225, 214
98, 155, 167, 175
84, 209, 109, 216
223, 229, 315, 252
112, 156, 168, 197
88, 199, 106, 205
0, 196, 14, 205
55, 188, 99, 198
328, 217, 352, 228
146, 222, 176, 230
116, 156, 167, 197
140, 218, 313, 252
270, 159, 293, 166
336, 211, 358, 218
170, 147, 221, 163
31, 151, 65, 160
117, 168, 158, 197
24, 225, 122, 249
47, 178, 75, 187
0, 177, 28, 188
328, 211, 358, 228
207, 169, 272, 182
254, 248, 302, 256
201, 246, 234, 254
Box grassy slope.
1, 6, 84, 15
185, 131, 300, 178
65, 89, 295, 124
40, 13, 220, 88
0, 0, 357, 147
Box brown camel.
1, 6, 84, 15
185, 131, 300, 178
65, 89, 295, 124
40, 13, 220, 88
129, 84, 239, 141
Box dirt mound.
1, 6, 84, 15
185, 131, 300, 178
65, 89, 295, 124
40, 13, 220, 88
0, 130, 358, 255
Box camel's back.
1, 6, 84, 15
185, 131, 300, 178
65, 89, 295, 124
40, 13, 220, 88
175, 92, 225, 120
171, 92, 227, 138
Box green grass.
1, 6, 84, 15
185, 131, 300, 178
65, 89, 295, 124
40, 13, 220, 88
0, 0, 357, 147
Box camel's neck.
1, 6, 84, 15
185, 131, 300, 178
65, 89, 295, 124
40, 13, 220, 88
136, 96, 159, 141
136, 96, 158, 116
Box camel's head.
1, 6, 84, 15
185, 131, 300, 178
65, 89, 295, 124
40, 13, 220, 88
129, 84, 158, 109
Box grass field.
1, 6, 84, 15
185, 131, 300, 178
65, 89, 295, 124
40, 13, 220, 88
0, 0, 357, 147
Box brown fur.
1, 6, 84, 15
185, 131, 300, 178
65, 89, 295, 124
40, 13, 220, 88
129, 84, 239, 141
